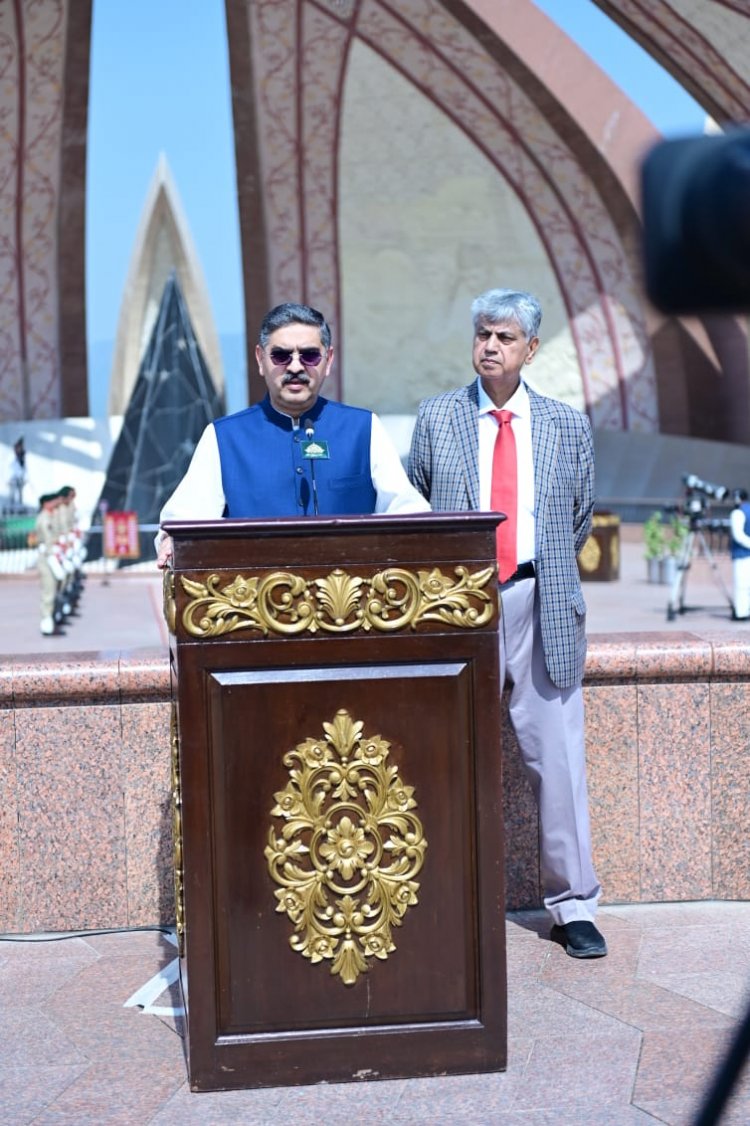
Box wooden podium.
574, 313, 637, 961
163, 513, 506, 1092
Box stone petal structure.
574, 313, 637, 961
90, 273, 223, 561
107, 154, 225, 416
1, 0, 748, 444
227, 0, 750, 440
0, 0, 90, 421
595, 0, 750, 124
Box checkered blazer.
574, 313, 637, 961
407, 380, 595, 689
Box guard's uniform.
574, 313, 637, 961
36, 501, 60, 635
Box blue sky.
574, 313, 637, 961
85, 0, 707, 415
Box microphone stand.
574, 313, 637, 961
304, 426, 320, 516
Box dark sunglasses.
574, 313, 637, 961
269, 346, 323, 368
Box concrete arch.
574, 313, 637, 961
229, 0, 667, 428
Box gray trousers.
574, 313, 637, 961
499, 576, 601, 925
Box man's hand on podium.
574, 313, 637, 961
156, 534, 173, 570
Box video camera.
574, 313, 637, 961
679, 474, 730, 527
682, 474, 729, 504
644, 125, 750, 1126
642, 127, 750, 315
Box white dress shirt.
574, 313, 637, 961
157, 405, 430, 543
730, 506, 750, 549
477, 377, 536, 566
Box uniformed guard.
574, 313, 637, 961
56, 485, 84, 614
35, 493, 65, 636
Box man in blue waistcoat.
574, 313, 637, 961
156, 302, 429, 567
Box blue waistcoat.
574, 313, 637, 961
214, 396, 377, 517
731, 503, 750, 560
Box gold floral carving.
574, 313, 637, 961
179, 565, 496, 638
170, 704, 185, 955
163, 568, 176, 634
265, 709, 427, 986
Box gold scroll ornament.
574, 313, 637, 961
163, 568, 176, 634
265, 710, 427, 986
172, 564, 496, 638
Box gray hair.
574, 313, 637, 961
471, 289, 542, 340
258, 303, 332, 350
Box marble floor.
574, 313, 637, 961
1, 901, 750, 1124
3, 531, 750, 1122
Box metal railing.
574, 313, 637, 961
0, 521, 161, 576
0, 508, 735, 575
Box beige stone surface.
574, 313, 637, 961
338, 40, 580, 414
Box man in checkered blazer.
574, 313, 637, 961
408, 288, 606, 959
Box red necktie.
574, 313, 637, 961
490, 409, 517, 583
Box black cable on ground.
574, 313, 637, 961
0, 925, 174, 942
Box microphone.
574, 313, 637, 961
302, 420, 320, 516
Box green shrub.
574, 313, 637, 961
643, 510, 666, 560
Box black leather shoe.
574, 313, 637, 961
551, 921, 607, 958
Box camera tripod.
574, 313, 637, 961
666, 520, 735, 621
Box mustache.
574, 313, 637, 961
281, 371, 311, 386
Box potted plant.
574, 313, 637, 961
643, 510, 666, 583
